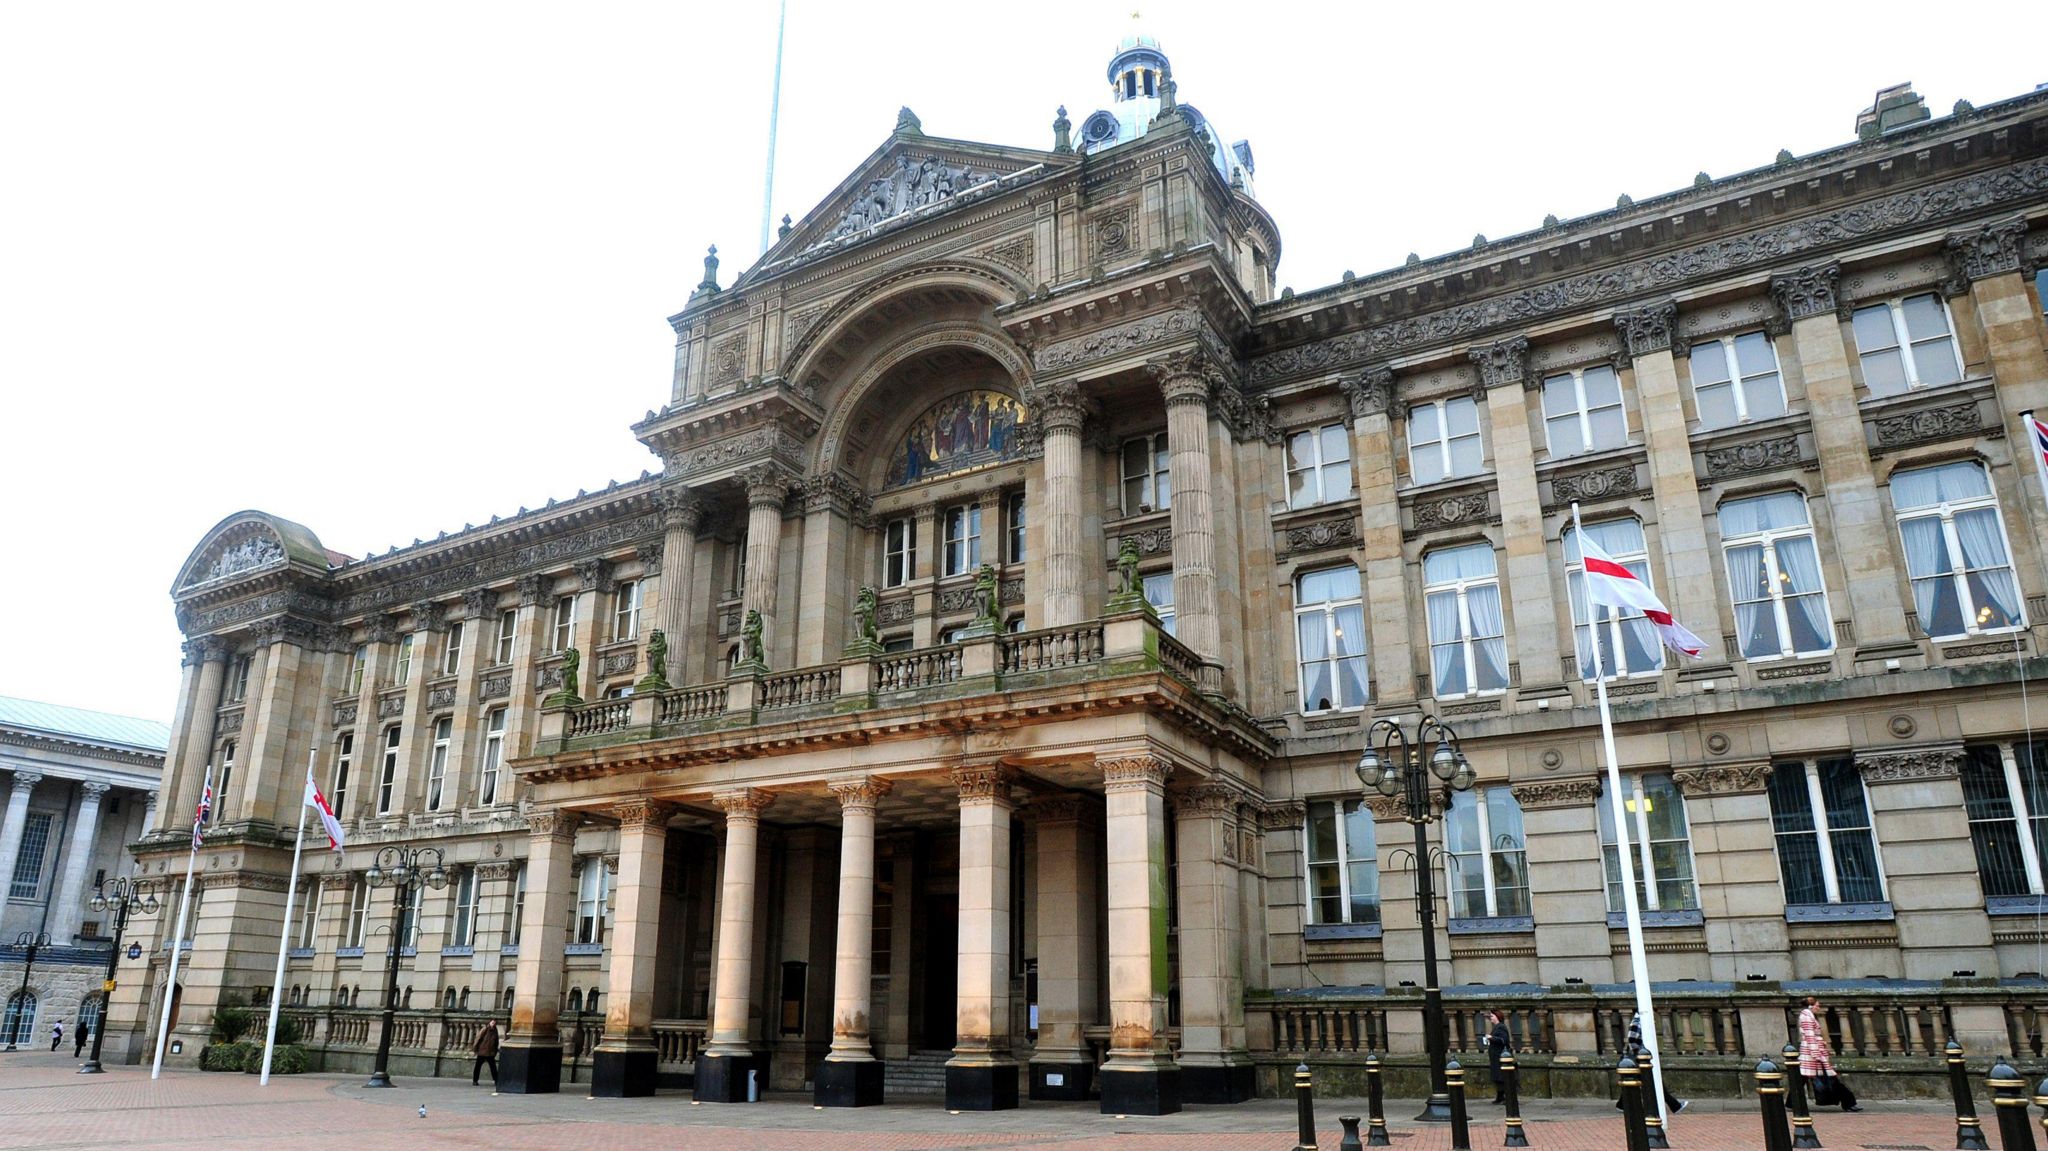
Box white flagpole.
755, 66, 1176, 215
259, 747, 316, 1085
152, 761, 213, 1079
756, 0, 787, 255
1572, 502, 1670, 1122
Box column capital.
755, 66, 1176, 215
1255, 799, 1306, 831
473, 860, 516, 880
636, 541, 665, 577
517, 573, 550, 607
77, 781, 113, 801
1768, 262, 1842, 323
659, 485, 707, 532
143, 790, 159, 811
1029, 793, 1089, 823
951, 764, 1018, 806
1174, 781, 1242, 818
1467, 335, 1532, 391
1099, 754, 1173, 793
1509, 776, 1603, 810
1337, 365, 1396, 420
576, 557, 615, 595
526, 810, 580, 842
1613, 300, 1679, 359
797, 472, 870, 519
410, 600, 447, 634
1148, 349, 1224, 406
827, 776, 893, 813
713, 787, 776, 823
182, 635, 229, 666
610, 799, 674, 830
1944, 216, 2031, 288
739, 463, 794, 511
1669, 761, 1771, 796
1023, 379, 1095, 433
9, 771, 44, 794
461, 586, 497, 620
1856, 746, 1966, 784
366, 614, 403, 646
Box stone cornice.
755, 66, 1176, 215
0, 730, 165, 769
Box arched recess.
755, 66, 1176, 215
783, 259, 1029, 396
813, 321, 1035, 482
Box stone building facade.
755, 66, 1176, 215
109, 37, 2048, 1113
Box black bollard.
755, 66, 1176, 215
1639, 1047, 1671, 1150
1294, 1062, 1318, 1151
1781, 1041, 1820, 1149
1338, 1115, 1364, 1151
2033, 1074, 2048, 1149
1501, 1050, 1529, 1148
1948, 1041, 1988, 1151
1447, 1058, 1473, 1151
1756, 1057, 1793, 1151
1993, 1057, 2038, 1151
1617, 1056, 1651, 1151
1365, 1053, 1391, 1147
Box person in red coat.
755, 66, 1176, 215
1798, 996, 1862, 1112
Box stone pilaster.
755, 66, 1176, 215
1341, 367, 1414, 706
739, 465, 792, 665
1098, 753, 1181, 1115
947, 765, 1019, 1111
592, 800, 670, 1097
796, 476, 860, 666
1174, 783, 1253, 1103
697, 787, 774, 1103
1470, 336, 1565, 698
1028, 381, 1093, 628
52, 781, 111, 941
1669, 764, 1789, 981
1151, 354, 1222, 668
1856, 748, 1996, 979
502, 810, 577, 1094
656, 488, 705, 684
1949, 217, 2048, 592
1028, 794, 1099, 1101
167, 640, 229, 830
817, 776, 890, 1107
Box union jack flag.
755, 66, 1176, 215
2031, 415, 2048, 471
192, 782, 213, 850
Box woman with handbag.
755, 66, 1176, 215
1484, 1010, 1512, 1104
1798, 996, 1863, 1112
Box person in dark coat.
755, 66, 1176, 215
1615, 1010, 1689, 1114
1484, 1010, 1512, 1103
471, 1019, 500, 1086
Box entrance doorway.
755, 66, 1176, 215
920, 894, 958, 1050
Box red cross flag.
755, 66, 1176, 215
304, 767, 346, 852
1578, 531, 1706, 659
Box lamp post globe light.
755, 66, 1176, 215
1355, 715, 1477, 1123
80, 877, 160, 1072
362, 843, 448, 1088
5, 931, 54, 1053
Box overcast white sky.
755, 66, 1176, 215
3, 1, 2041, 725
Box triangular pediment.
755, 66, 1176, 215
739, 132, 1065, 285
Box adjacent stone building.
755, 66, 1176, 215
107, 35, 2048, 1113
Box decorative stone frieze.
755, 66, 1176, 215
1670, 762, 1772, 796
1769, 263, 1842, 322
1545, 463, 1641, 510
1116, 524, 1172, 558
1614, 301, 1679, 359
1467, 336, 1531, 391
332, 701, 357, 727
828, 776, 893, 813
472, 861, 515, 881
1872, 401, 1982, 451
1257, 800, 1306, 831
479, 674, 511, 701
375, 692, 406, 720
426, 684, 457, 710
330, 512, 663, 617
1100, 755, 1173, 791
1944, 216, 2030, 287
1510, 777, 1602, 809
1277, 514, 1357, 557
1701, 435, 1803, 481
1857, 746, 1965, 783
1035, 306, 1209, 373
1411, 492, 1492, 531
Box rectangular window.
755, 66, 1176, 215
613, 580, 641, 642
1288, 422, 1356, 507
451, 868, 477, 948
1305, 799, 1379, 925
349, 645, 367, 694
330, 733, 354, 820
345, 879, 369, 948
1961, 742, 2048, 898
495, 609, 517, 665
1142, 571, 1176, 637
377, 726, 401, 815
1689, 331, 1786, 428
1892, 461, 2025, 638
1120, 433, 1172, 514
393, 635, 414, 687
1597, 774, 1698, 912
576, 859, 608, 945
296, 878, 322, 948
1295, 565, 1368, 713
225, 655, 252, 703
215, 741, 235, 822
425, 717, 452, 811
1767, 757, 1885, 906
6, 812, 53, 900
552, 596, 576, 653
401, 884, 424, 949
510, 863, 527, 946
1444, 787, 1531, 919
1852, 293, 1962, 395
1407, 398, 1484, 485
442, 621, 464, 675
1721, 492, 1833, 659
1566, 519, 1665, 678
1005, 491, 1026, 564
943, 504, 982, 576
479, 707, 507, 806
1423, 543, 1508, 697
883, 517, 916, 588
1540, 365, 1627, 457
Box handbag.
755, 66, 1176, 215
1808, 1072, 1841, 1106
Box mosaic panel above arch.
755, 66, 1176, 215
884, 390, 1029, 489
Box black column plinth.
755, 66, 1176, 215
1099, 1065, 1183, 1115
589, 1047, 657, 1098
945, 1062, 1019, 1111
1029, 1059, 1095, 1101
814, 1058, 885, 1107
498, 1043, 562, 1095
693, 1052, 763, 1103
1181, 1061, 1256, 1104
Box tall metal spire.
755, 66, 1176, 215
758, 0, 788, 256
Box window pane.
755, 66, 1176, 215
1695, 381, 1738, 428
1546, 411, 1584, 456
1900, 294, 1951, 341
1298, 566, 1360, 604
1307, 802, 1339, 863
1444, 397, 1479, 436
1411, 403, 1442, 443
1831, 829, 1885, 902
1860, 348, 1908, 395
1741, 373, 1787, 420
1733, 332, 1777, 377
1288, 429, 1318, 473
1321, 424, 1351, 463
1777, 829, 1828, 905
1586, 405, 1628, 450
1691, 339, 1731, 383
1448, 433, 1485, 477
1852, 305, 1899, 351
1767, 763, 1816, 833
1580, 366, 1621, 406
1912, 338, 1962, 387
1815, 757, 1871, 832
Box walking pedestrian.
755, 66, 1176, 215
49, 1021, 61, 1052
471, 1018, 500, 1087
1798, 995, 1862, 1112
72, 1018, 86, 1058
1483, 1010, 1512, 1103
1615, 1010, 1689, 1114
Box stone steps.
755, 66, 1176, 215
883, 1051, 952, 1095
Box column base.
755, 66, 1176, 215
498, 1042, 562, 1095
589, 1046, 657, 1098
693, 1051, 764, 1103
1028, 1058, 1095, 1101
1099, 1063, 1182, 1116
1180, 1060, 1256, 1105
814, 1057, 885, 1107
945, 1060, 1019, 1111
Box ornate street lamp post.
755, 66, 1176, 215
80, 877, 160, 1072
5, 931, 54, 1052
1355, 715, 1478, 1123
362, 844, 447, 1088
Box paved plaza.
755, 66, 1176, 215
0, 1051, 2022, 1151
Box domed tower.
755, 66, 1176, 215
1074, 32, 1256, 197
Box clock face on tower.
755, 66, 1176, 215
1081, 111, 1119, 147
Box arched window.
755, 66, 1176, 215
2, 990, 38, 1047
1891, 460, 2024, 638
586, 991, 601, 1017
567, 988, 583, 1014
76, 993, 103, 1040
442, 987, 457, 1009
459, 987, 471, 1011
501, 987, 515, 1011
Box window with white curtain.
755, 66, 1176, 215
613, 581, 641, 642
1287, 423, 1354, 507
1121, 433, 1171, 513
1720, 492, 1833, 660
575, 859, 608, 945
479, 707, 506, 806
1408, 396, 1485, 484
1305, 799, 1379, 925
943, 504, 982, 576
344, 879, 369, 948
1294, 565, 1368, 713
426, 716, 452, 811
1540, 365, 1628, 457
1596, 774, 1698, 913
1423, 543, 1508, 698
495, 609, 517, 665
1444, 787, 1530, 920
1689, 331, 1786, 427
1766, 758, 1885, 906
1142, 571, 1176, 636
1890, 460, 2024, 639
1852, 293, 1962, 395
450, 868, 477, 948
1961, 742, 2048, 899
883, 517, 916, 588
442, 621, 464, 675
1565, 519, 1664, 678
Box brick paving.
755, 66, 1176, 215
0, 1050, 2020, 1150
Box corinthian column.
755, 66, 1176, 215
0, 773, 44, 903
1098, 753, 1182, 1115
1149, 354, 1221, 663
738, 465, 792, 664
697, 787, 774, 1103
817, 776, 890, 1107
656, 487, 705, 683
53, 782, 111, 941
1026, 381, 1092, 628
947, 765, 1018, 1112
